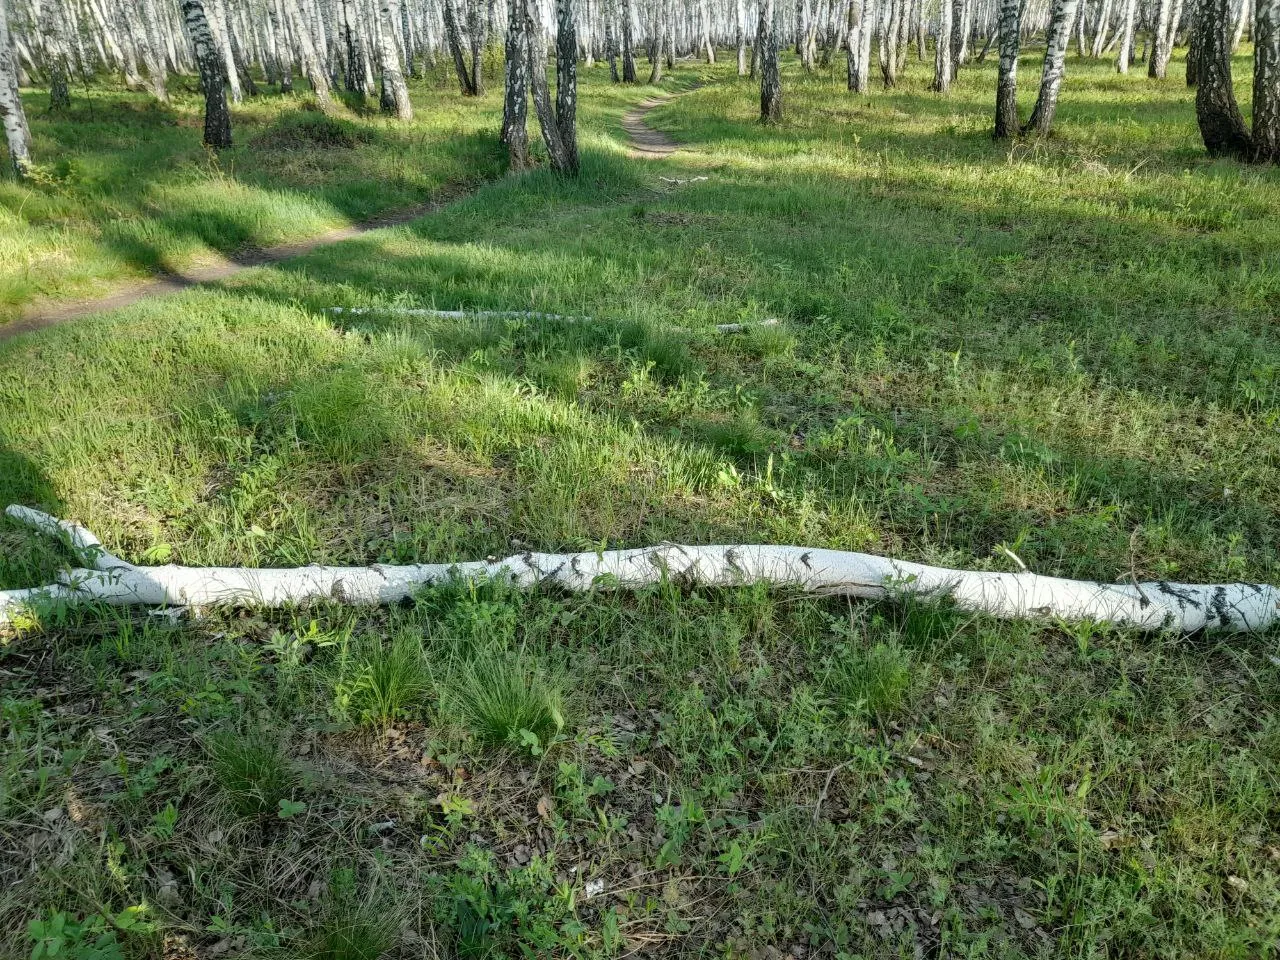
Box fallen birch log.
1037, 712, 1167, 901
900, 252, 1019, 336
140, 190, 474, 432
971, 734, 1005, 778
328, 307, 587, 323
1, 506, 1275, 633
326, 307, 780, 335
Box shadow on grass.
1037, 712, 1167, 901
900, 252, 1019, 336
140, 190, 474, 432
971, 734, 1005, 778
2, 80, 507, 318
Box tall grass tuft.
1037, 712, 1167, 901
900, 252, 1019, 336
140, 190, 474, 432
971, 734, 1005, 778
824, 640, 913, 721
304, 870, 400, 960
340, 631, 433, 727
444, 647, 566, 749
207, 730, 298, 818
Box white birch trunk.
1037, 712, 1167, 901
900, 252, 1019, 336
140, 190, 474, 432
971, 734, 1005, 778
0, 0, 33, 178
377, 0, 412, 116
1115, 0, 1136, 69
1232, 0, 1253, 48
1256, 0, 1280, 160
2, 507, 1276, 634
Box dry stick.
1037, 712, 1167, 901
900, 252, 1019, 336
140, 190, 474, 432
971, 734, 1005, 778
813, 758, 856, 825
1, 507, 1276, 633
326, 306, 781, 335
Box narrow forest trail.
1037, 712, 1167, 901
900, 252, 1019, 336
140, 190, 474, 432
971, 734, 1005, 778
0, 195, 463, 342
0, 88, 693, 343
621, 92, 684, 159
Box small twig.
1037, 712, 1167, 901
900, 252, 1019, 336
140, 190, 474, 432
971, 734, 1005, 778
327, 306, 781, 336
813, 758, 856, 825
1128, 528, 1151, 606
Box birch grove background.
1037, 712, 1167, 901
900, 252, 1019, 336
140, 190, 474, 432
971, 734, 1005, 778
0, 0, 1276, 173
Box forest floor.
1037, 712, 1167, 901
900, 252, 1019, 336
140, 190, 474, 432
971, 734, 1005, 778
3, 50, 1280, 960
0, 77, 501, 323
2, 86, 683, 339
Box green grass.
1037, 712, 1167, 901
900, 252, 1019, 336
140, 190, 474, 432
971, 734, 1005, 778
0, 71, 504, 319
822, 636, 914, 719
2, 45, 1279, 959
206, 730, 299, 818
304, 870, 401, 960
337, 629, 434, 727
444, 644, 567, 748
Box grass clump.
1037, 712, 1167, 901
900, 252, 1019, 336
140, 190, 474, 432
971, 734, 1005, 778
338, 631, 433, 727
445, 647, 566, 750
304, 870, 400, 960
824, 639, 914, 720
253, 110, 371, 150
207, 730, 298, 819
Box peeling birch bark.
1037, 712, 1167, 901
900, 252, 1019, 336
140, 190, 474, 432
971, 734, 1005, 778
2, 507, 1276, 633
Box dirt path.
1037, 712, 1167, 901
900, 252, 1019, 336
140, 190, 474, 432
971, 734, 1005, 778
0, 197, 463, 341
622, 93, 683, 159
1, 90, 693, 342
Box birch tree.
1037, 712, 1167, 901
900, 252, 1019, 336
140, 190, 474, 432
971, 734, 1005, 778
554, 0, 576, 167
527, 0, 578, 173
0, 0, 31, 177
759, 0, 781, 120
1257, 0, 1279, 160
503, 0, 530, 166
846, 0, 872, 92
38, 0, 73, 111
267, 0, 294, 90
1186, 0, 1201, 84
950, 0, 965, 71
699, 0, 715, 60
442, 0, 476, 92
125, 0, 168, 99
1090, 0, 1114, 54
647, 0, 662, 80
1149, 0, 1173, 76
797, 0, 815, 67
620, 0, 635, 78
993, 0, 1021, 136
604, 0, 618, 77
1231, 0, 1251, 48
1024, 0, 1080, 134
878, 0, 898, 86
339, 0, 370, 95
8, 506, 1275, 634
378, 0, 412, 117
1114, 0, 1136, 69
468, 0, 486, 94
1195, 0, 1251, 155
140, 0, 173, 93
208, 0, 245, 102
282, 0, 332, 104
181, 0, 232, 149
933, 0, 954, 90
736, 0, 747, 71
